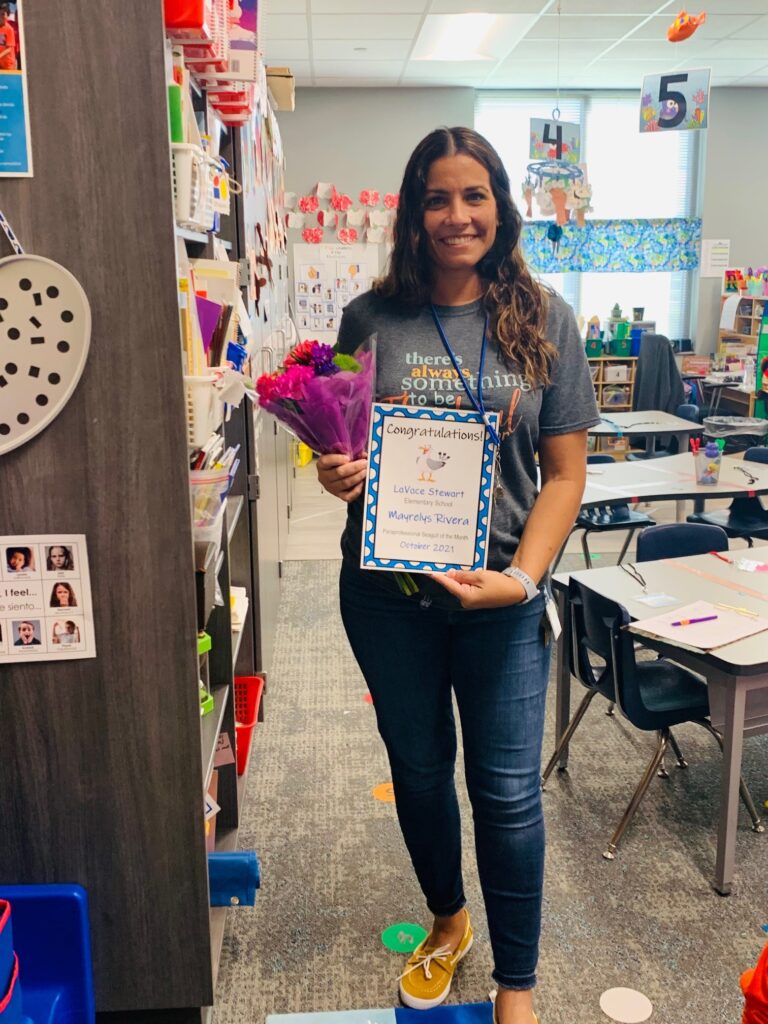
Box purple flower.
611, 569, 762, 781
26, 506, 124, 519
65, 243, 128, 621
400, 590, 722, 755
310, 341, 340, 376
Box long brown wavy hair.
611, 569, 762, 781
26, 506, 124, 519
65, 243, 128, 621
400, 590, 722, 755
375, 126, 556, 385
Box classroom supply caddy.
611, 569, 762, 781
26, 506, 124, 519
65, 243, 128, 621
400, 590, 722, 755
172, 144, 215, 231
184, 372, 225, 447
234, 675, 264, 776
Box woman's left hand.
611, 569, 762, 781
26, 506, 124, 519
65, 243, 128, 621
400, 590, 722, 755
429, 569, 527, 609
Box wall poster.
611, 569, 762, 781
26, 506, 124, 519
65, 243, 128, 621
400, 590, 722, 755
0, 0, 32, 176
0, 534, 96, 662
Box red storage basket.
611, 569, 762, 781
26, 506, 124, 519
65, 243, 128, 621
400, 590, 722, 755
163, 0, 214, 40
234, 675, 264, 776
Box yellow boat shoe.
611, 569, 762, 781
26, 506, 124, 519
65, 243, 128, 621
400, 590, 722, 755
398, 910, 473, 1010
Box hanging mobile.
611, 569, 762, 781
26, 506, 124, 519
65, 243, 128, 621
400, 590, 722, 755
0, 210, 92, 456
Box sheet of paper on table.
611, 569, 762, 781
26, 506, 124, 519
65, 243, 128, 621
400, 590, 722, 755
629, 600, 768, 651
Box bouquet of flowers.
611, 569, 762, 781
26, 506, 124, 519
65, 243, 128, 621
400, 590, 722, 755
255, 338, 418, 598
255, 338, 374, 458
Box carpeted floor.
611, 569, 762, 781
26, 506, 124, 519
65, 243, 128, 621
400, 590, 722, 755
215, 558, 768, 1024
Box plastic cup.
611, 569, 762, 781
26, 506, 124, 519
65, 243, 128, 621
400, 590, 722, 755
695, 450, 721, 485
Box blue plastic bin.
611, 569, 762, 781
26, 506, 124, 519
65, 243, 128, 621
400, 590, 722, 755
0, 902, 13, 998
0, 886, 94, 1024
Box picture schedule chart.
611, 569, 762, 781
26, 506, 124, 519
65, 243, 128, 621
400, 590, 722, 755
0, 534, 96, 662
292, 242, 380, 343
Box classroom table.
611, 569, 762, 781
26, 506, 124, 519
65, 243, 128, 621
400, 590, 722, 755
551, 546, 768, 895
582, 451, 768, 519
589, 410, 700, 456
703, 375, 745, 415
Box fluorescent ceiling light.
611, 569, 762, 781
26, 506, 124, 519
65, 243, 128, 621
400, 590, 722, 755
412, 13, 538, 62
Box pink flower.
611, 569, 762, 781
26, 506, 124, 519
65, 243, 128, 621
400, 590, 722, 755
302, 227, 323, 243
272, 364, 314, 401
359, 189, 380, 207
298, 195, 319, 214
347, 227, 358, 242
255, 373, 279, 402
384, 193, 399, 209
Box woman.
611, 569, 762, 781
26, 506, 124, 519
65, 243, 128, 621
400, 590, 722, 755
47, 545, 74, 571
50, 581, 77, 608
318, 128, 599, 1024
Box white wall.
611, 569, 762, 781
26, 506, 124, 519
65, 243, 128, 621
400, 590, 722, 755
277, 87, 475, 199
696, 88, 768, 353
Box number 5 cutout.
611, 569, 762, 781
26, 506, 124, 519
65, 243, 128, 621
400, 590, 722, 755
640, 67, 711, 133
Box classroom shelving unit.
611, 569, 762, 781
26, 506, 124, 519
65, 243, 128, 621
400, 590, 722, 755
588, 357, 639, 455
719, 294, 766, 357
0, 3, 289, 1021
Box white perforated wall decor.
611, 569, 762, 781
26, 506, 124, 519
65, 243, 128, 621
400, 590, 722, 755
0, 254, 91, 455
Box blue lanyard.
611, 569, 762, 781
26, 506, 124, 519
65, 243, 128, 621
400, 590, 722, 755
429, 304, 501, 447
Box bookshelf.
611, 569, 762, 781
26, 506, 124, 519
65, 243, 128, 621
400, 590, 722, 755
588, 357, 638, 456
719, 294, 766, 357
0, 2, 288, 1020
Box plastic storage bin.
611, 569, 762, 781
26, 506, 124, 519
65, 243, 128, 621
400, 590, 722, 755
234, 675, 264, 776
0, 902, 13, 998
184, 373, 224, 448
171, 144, 215, 231
190, 468, 231, 525
0, 954, 25, 1024
0, 884, 94, 1024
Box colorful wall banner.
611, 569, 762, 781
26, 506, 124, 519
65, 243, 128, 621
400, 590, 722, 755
639, 68, 711, 133
522, 218, 702, 274
0, 0, 32, 176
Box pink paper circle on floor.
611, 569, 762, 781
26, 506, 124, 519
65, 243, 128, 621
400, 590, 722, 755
363, 692, 374, 704
599, 987, 653, 1023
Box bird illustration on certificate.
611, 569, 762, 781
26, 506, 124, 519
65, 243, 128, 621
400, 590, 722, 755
361, 404, 498, 574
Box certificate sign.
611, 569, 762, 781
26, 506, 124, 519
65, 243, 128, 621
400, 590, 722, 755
361, 404, 498, 574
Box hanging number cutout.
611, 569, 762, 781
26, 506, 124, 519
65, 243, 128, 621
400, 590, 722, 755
0, 254, 91, 455
639, 68, 711, 133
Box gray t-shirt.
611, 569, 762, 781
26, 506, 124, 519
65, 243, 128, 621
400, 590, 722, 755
336, 289, 599, 584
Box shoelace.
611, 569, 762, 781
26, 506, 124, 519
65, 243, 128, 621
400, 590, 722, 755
399, 944, 453, 981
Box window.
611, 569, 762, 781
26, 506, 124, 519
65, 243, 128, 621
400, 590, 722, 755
475, 92, 700, 340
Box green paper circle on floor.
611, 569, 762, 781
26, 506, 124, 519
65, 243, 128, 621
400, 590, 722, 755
599, 987, 653, 1023
381, 922, 428, 953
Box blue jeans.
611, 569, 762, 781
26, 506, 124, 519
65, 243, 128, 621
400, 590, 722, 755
339, 563, 551, 990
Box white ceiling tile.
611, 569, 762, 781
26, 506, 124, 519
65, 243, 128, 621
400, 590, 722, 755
629, 14, 759, 39
264, 0, 306, 11
312, 77, 405, 87
311, 14, 421, 39
557, 0, 664, 12
430, 0, 549, 11
312, 38, 413, 59
263, 13, 309, 40
700, 57, 768, 75
503, 38, 610, 60
524, 14, 646, 39
311, 0, 425, 11
700, 0, 768, 12
404, 59, 497, 79
731, 75, 768, 83
604, 38, 693, 59
264, 39, 311, 61
311, 60, 404, 78
730, 15, 768, 38
694, 38, 768, 57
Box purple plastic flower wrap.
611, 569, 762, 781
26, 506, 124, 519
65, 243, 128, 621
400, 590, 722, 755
255, 339, 375, 458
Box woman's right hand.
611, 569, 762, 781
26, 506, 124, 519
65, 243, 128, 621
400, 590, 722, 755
317, 453, 368, 503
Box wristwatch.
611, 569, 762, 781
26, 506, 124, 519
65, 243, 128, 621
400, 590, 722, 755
501, 564, 539, 603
